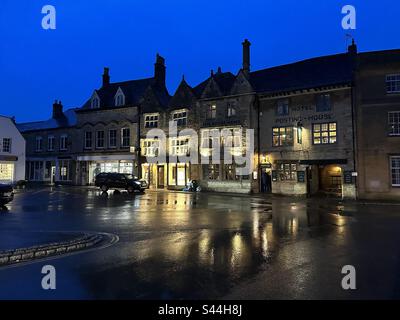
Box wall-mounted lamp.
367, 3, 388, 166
296, 121, 303, 144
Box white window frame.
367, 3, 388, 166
109, 129, 117, 148
170, 137, 190, 156
121, 128, 130, 148
144, 113, 159, 128
388, 111, 400, 136
60, 135, 68, 151
386, 74, 400, 94
2, 138, 12, 153
142, 139, 160, 157
172, 109, 188, 126
96, 131, 105, 149
36, 136, 43, 152
84, 131, 92, 149
114, 88, 125, 107
391, 156, 400, 187
47, 136, 54, 151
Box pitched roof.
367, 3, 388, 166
168, 78, 196, 110
193, 71, 236, 98
17, 109, 77, 132
249, 53, 354, 94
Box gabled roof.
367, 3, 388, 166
168, 78, 196, 110
17, 109, 77, 133
249, 53, 354, 94
193, 71, 236, 99
82, 78, 169, 109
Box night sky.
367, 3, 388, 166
1, 0, 399, 122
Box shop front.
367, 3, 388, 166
77, 155, 135, 185
0, 156, 16, 184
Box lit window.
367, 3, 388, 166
386, 74, 400, 94
172, 110, 187, 126
207, 164, 219, 180
207, 105, 217, 119
142, 139, 159, 157
170, 137, 190, 156
313, 122, 337, 144
276, 100, 289, 116
2, 138, 11, 153
272, 127, 293, 147
388, 111, 400, 136
278, 162, 298, 181
121, 128, 130, 147
316, 94, 331, 112
145, 114, 159, 128
391, 156, 400, 187
59, 160, 70, 181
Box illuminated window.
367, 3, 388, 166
207, 105, 217, 119
2, 138, 11, 153
388, 111, 400, 136
145, 114, 159, 128
272, 127, 293, 147
227, 104, 236, 117
313, 122, 337, 144
316, 94, 331, 112
386, 74, 400, 94
142, 139, 159, 157
172, 109, 187, 126
278, 162, 297, 181
59, 160, 70, 181
207, 164, 219, 180
170, 137, 190, 156
391, 156, 400, 187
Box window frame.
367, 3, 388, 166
316, 94, 332, 112
391, 156, 400, 187
388, 111, 400, 136
121, 128, 130, 148
2, 138, 12, 153
386, 74, 400, 94
144, 113, 159, 128
272, 126, 294, 147
84, 131, 92, 149
108, 129, 117, 148
60, 134, 68, 151
312, 122, 337, 145
276, 99, 289, 116
206, 104, 217, 119
172, 109, 188, 126
47, 136, 54, 151
277, 162, 298, 181
96, 130, 105, 149
35, 136, 43, 152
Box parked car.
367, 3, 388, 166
95, 173, 146, 193
0, 184, 14, 206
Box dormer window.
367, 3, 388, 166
114, 88, 125, 106
91, 92, 100, 109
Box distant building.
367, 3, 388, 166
0, 115, 26, 184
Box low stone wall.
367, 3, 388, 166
0, 233, 103, 266
201, 180, 252, 194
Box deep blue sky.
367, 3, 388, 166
1, 0, 399, 122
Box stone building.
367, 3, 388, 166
355, 49, 400, 200
17, 102, 77, 184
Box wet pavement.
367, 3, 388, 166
0, 187, 400, 299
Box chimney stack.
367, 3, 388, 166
102, 67, 110, 87
348, 38, 358, 56
242, 39, 251, 74
52, 100, 63, 119
154, 54, 166, 87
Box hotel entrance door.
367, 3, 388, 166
157, 165, 165, 188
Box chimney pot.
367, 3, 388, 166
102, 67, 110, 87
154, 54, 166, 87
242, 39, 251, 74
52, 100, 63, 119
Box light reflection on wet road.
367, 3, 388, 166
0, 187, 399, 299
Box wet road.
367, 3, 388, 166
0, 187, 400, 299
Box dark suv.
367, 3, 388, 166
95, 173, 146, 193
0, 184, 14, 206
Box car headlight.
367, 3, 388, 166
134, 181, 141, 186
